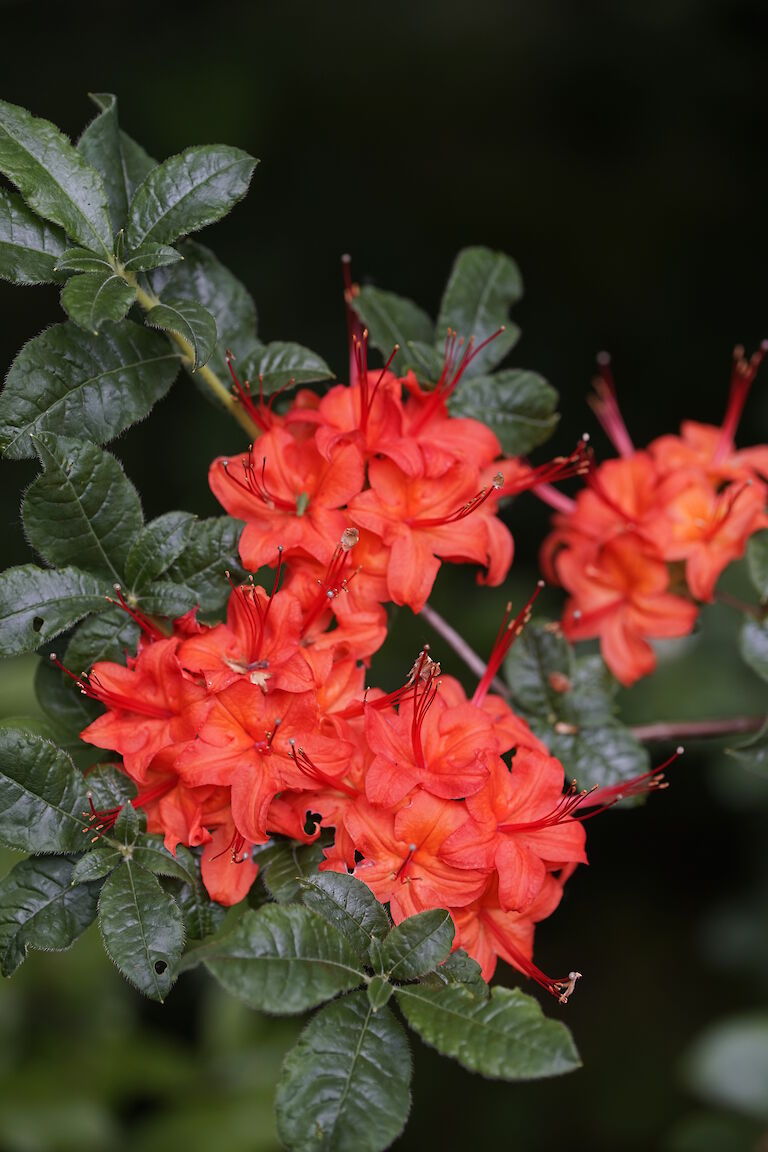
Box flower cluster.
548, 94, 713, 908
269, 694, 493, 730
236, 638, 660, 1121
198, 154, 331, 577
540, 346, 768, 685
59, 328, 642, 997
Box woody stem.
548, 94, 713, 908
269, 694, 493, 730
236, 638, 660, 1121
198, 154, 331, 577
629, 716, 764, 742
419, 602, 510, 698
127, 278, 261, 440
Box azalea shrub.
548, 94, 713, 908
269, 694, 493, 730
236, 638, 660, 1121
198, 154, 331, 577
1, 94, 767, 1152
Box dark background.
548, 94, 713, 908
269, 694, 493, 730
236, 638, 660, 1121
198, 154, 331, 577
1, 1, 768, 1149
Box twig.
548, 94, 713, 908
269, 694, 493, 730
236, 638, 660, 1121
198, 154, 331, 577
420, 602, 510, 698
630, 716, 765, 742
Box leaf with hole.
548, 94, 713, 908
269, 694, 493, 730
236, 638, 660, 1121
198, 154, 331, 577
0, 855, 100, 976
144, 298, 217, 371
396, 983, 580, 1080
0, 727, 91, 853
203, 904, 364, 1013
275, 991, 412, 1152
0, 188, 68, 284
24, 434, 143, 581
0, 565, 108, 657
98, 859, 184, 1001
0, 320, 180, 459
126, 145, 257, 248
0, 98, 112, 254
436, 247, 523, 376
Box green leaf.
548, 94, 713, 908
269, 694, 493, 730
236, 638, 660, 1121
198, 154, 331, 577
505, 622, 650, 789
77, 93, 155, 233
397, 338, 445, 382
112, 799, 141, 847
260, 839, 327, 904
177, 873, 227, 944
375, 909, 454, 980
166, 516, 245, 616
300, 871, 392, 957
131, 834, 198, 884
98, 860, 184, 1001
745, 531, 768, 601
125, 511, 196, 591
0, 727, 91, 852
0, 98, 112, 254
23, 433, 143, 581
351, 286, 434, 376
396, 984, 580, 1080
60, 269, 137, 332
133, 581, 198, 618
0, 855, 100, 976
71, 847, 120, 884
449, 369, 559, 455
126, 145, 257, 248
84, 762, 137, 810
150, 240, 259, 381
0, 188, 68, 284
367, 975, 394, 1010
275, 991, 412, 1152
685, 1013, 768, 1122
0, 565, 107, 656
727, 720, 768, 776
203, 904, 364, 1013
740, 618, 768, 683
240, 341, 333, 393
0, 320, 180, 460
120, 241, 181, 273
436, 247, 523, 376
144, 298, 217, 371
55, 246, 113, 273
428, 948, 488, 993
64, 607, 139, 671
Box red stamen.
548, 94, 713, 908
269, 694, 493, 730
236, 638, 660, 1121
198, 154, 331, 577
83, 777, 175, 841
211, 827, 249, 864
714, 341, 768, 463
107, 585, 165, 641
472, 582, 545, 705
49, 654, 174, 719
301, 529, 360, 634
409, 325, 507, 432
588, 352, 634, 458
226, 351, 288, 433
338, 647, 440, 720
508, 438, 593, 498
221, 447, 297, 512
353, 331, 400, 435
288, 739, 357, 797
394, 841, 419, 881
408, 649, 441, 773
342, 254, 364, 387
410, 474, 505, 529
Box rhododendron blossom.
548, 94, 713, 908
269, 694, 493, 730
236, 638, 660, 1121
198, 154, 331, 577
541, 345, 768, 685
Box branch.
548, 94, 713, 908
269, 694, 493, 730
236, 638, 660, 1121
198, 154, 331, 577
630, 716, 765, 743
420, 602, 510, 698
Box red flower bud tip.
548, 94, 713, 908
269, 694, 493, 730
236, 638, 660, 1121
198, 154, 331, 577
714, 341, 768, 463
107, 584, 165, 641
226, 350, 286, 434
472, 581, 545, 705
221, 447, 297, 512
588, 352, 635, 458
